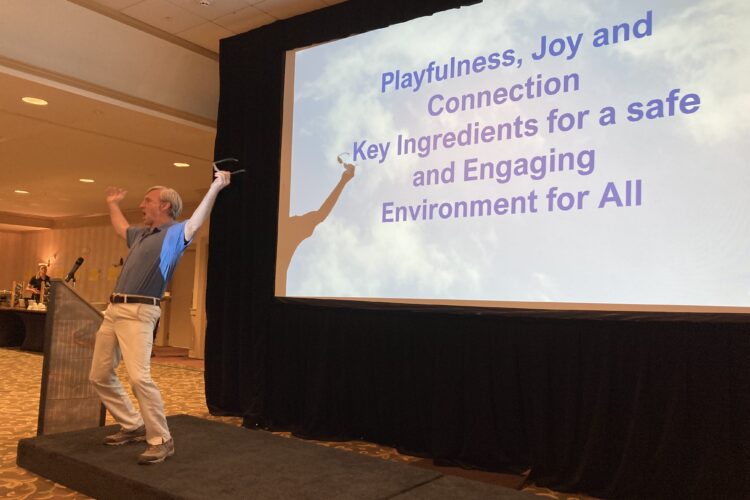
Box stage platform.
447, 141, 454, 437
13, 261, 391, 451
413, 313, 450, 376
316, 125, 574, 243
17, 414, 533, 499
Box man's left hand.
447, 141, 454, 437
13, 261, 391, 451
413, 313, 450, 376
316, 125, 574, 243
211, 169, 231, 191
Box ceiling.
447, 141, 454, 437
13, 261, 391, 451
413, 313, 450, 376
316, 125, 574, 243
78, 0, 345, 54
0, 70, 216, 220
0, 0, 345, 228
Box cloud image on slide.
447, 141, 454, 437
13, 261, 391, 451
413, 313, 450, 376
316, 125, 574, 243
282, 0, 750, 309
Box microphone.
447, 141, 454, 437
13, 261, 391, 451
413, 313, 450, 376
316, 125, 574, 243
64, 257, 84, 283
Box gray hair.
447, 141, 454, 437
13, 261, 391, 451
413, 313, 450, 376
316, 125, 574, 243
146, 185, 183, 219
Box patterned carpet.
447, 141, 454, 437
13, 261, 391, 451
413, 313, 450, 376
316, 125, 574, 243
0, 347, 589, 499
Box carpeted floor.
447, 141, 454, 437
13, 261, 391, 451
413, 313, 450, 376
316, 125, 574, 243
0, 347, 593, 499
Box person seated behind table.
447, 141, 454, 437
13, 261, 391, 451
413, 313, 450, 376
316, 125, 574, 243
26, 264, 51, 303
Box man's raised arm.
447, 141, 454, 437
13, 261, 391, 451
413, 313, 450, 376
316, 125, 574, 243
106, 187, 129, 240
184, 170, 231, 242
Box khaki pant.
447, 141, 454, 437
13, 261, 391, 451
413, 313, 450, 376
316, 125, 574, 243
89, 303, 170, 445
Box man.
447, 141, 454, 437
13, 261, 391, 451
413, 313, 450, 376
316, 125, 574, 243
26, 263, 51, 302
89, 168, 230, 464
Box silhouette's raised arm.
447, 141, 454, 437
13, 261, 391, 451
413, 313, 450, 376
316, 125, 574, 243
308, 163, 355, 225
276, 162, 356, 296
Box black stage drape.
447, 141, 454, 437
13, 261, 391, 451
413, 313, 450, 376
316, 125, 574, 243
207, 1, 750, 498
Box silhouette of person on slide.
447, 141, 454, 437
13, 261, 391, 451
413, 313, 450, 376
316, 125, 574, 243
276, 161, 355, 295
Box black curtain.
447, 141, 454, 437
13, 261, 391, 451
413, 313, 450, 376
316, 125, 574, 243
206, 1, 750, 497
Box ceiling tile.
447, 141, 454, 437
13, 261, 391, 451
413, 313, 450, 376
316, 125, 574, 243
177, 22, 234, 53
213, 6, 275, 33
122, 0, 205, 34
254, 0, 327, 20
89, 0, 144, 10
165, 0, 252, 21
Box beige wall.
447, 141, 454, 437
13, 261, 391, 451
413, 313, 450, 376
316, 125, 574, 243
4, 225, 129, 305
0, 231, 24, 291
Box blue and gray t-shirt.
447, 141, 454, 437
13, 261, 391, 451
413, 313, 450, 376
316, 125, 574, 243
113, 221, 192, 298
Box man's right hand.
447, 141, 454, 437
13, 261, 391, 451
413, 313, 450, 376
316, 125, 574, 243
105, 187, 130, 239
105, 187, 127, 204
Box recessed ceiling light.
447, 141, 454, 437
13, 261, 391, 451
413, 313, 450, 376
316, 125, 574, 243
79, 178, 95, 183
22, 97, 48, 106
14, 189, 29, 194
173, 162, 190, 168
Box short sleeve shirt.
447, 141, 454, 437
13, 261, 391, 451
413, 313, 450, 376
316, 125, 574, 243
113, 220, 192, 298
29, 275, 51, 290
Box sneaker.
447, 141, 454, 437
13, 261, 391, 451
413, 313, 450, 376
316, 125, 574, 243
103, 425, 146, 446
138, 438, 175, 465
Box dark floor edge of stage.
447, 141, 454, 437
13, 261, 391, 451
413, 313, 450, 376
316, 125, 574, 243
17, 414, 534, 500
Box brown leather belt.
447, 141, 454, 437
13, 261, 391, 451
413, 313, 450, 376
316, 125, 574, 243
109, 294, 160, 306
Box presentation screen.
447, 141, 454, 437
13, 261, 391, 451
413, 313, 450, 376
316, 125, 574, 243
277, 0, 750, 313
